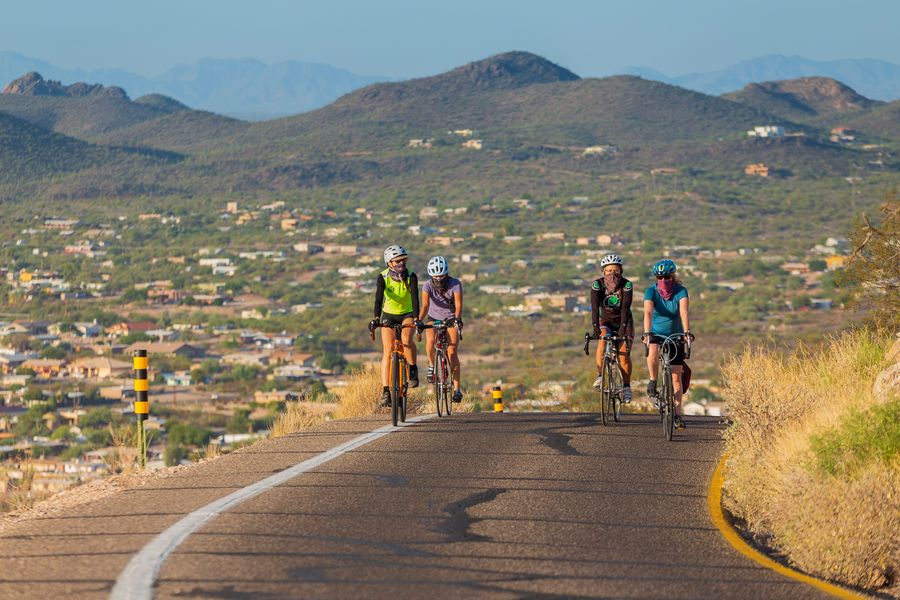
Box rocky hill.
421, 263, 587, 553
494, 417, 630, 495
2, 71, 127, 98
723, 77, 879, 122
0, 72, 234, 140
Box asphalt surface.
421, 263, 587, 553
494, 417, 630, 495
0, 412, 833, 599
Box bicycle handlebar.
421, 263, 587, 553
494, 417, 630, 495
583, 332, 625, 355
419, 318, 463, 341
369, 320, 417, 341
642, 332, 693, 359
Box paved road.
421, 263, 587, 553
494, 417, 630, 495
0, 412, 831, 599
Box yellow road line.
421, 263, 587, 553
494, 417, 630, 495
707, 454, 870, 599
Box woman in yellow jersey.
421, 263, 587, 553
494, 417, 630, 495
369, 245, 421, 406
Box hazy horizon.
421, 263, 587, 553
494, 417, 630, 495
2, 0, 899, 79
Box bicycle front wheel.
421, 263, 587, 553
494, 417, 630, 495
400, 361, 408, 423
391, 353, 400, 427
609, 359, 623, 423
434, 353, 444, 418
662, 371, 674, 441
441, 351, 452, 416
599, 363, 610, 426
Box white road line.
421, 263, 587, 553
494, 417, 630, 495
110, 415, 433, 600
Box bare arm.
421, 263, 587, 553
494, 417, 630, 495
453, 289, 463, 320
679, 296, 690, 333
419, 290, 430, 321
643, 299, 654, 335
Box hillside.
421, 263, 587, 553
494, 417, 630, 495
93, 109, 247, 153
723, 77, 879, 122
229, 53, 793, 156
0, 110, 172, 187
840, 100, 900, 141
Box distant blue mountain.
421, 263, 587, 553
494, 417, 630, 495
0, 51, 388, 119
622, 55, 900, 100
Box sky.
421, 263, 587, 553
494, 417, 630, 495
3, 0, 900, 78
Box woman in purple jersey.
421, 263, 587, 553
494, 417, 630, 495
418, 255, 464, 402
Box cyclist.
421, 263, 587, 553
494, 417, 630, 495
590, 253, 634, 403
419, 256, 464, 402
642, 259, 693, 429
370, 245, 421, 406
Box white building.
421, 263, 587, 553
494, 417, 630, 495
747, 126, 785, 138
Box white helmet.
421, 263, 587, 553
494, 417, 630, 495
600, 253, 623, 267
427, 255, 449, 277
383, 244, 408, 265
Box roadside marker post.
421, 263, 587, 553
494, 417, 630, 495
133, 350, 149, 469
492, 386, 504, 413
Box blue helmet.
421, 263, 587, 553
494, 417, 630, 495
652, 259, 677, 277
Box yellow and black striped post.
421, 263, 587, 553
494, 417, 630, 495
133, 349, 149, 469
492, 386, 504, 413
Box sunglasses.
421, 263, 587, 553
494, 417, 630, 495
391, 258, 408, 265
656, 275, 673, 280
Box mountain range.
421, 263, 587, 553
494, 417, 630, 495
4, 51, 900, 120
625, 54, 900, 101
1, 51, 898, 201
0, 51, 387, 119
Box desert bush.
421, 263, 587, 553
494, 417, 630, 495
843, 192, 900, 327
721, 330, 899, 591
268, 402, 329, 438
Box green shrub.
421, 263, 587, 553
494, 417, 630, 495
810, 398, 900, 478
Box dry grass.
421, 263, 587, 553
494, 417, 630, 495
722, 330, 900, 592
267, 366, 478, 437
268, 401, 331, 438
105, 423, 146, 475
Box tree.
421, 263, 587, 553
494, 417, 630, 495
843, 192, 900, 327
164, 444, 188, 466
226, 409, 252, 434
166, 421, 212, 446
40, 345, 68, 359
317, 351, 347, 373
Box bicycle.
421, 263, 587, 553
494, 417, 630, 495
370, 320, 416, 426
584, 332, 626, 426
643, 332, 692, 441
420, 318, 462, 417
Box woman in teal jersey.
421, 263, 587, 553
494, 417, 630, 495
642, 259, 694, 429
370, 245, 421, 406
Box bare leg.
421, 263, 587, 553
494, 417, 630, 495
400, 317, 417, 367
618, 341, 632, 385
425, 328, 435, 366
447, 327, 461, 389
380, 327, 395, 387
671, 365, 684, 414
647, 343, 660, 381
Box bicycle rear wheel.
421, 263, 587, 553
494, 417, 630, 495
434, 352, 444, 417
391, 354, 400, 427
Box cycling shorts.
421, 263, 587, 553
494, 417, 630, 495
380, 312, 414, 327
649, 335, 686, 366
599, 320, 634, 345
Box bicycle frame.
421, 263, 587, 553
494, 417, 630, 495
370, 321, 416, 426
584, 332, 626, 425
644, 332, 692, 440
421, 318, 460, 417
